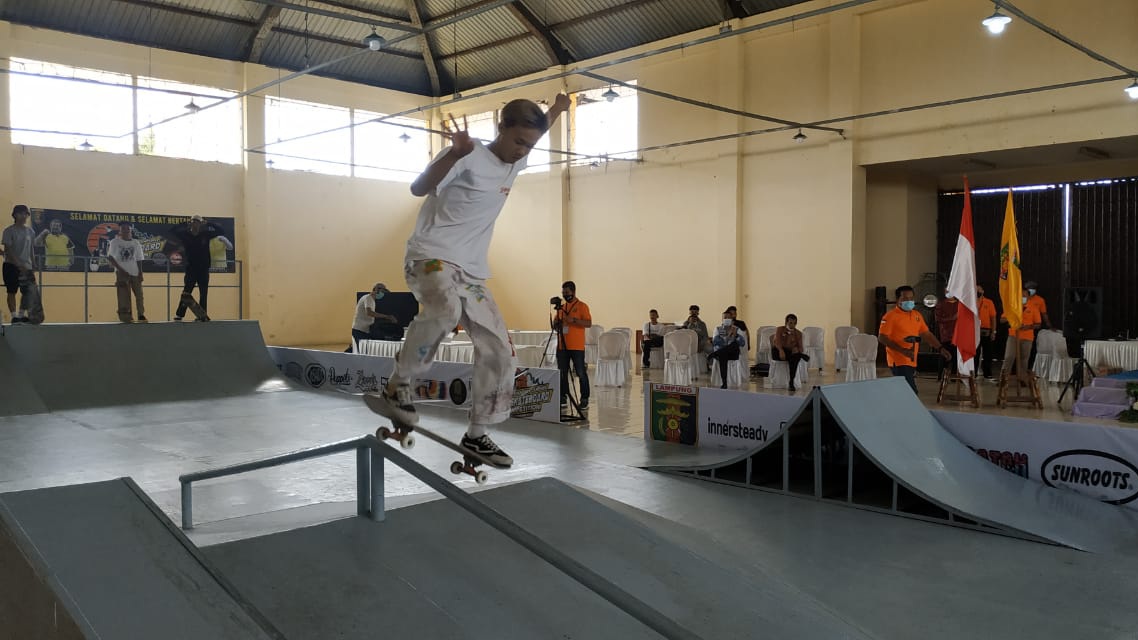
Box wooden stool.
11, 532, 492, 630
937, 371, 980, 408
996, 371, 1042, 408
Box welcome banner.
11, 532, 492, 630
27, 208, 237, 273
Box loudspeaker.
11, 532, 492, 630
1063, 287, 1102, 347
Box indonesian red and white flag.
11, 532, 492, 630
947, 177, 980, 376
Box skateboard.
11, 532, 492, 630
17, 270, 44, 325
363, 393, 507, 485
180, 293, 210, 321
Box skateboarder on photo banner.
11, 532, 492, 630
366, 94, 570, 468
166, 214, 223, 321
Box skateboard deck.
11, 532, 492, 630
363, 393, 508, 485
17, 270, 44, 324
180, 292, 210, 321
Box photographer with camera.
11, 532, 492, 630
554, 281, 592, 410
878, 285, 951, 394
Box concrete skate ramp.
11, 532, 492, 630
206, 477, 872, 640
0, 337, 47, 416
0, 478, 282, 639
4, 321, 284, 410
818, 379, 1138, 553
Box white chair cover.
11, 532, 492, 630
834, 326, 859, 371
584, 325, 604, 365
515, 345, 546, 368
802, 326, 825, 371
595, 331, 629, 387
846, 333, 879, 382
765, 359, 808, 390
611, 327, 632, 372
755, 326, 776, 365
710, 356, 748, 389
663, 329, 696, 386
1032, 330, 1058, 380
1048, 333, 1075, 384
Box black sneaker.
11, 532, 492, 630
363, 385, 419, 426
137, 316, 148, 323
461, 434, 513, 467
579, 398, 589, 410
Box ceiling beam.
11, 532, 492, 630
243, 0, 421, 33
405, 0, 441, 96
551, 0, 663, 31
436, 33, 529, 61
426, 0, 513, 24
245, 5, 283, 63
506, 2, 571, 66
312, 0, 410, 24
721, 0, 748, 21
110, 0, 257, 28
271, 26, 423, 60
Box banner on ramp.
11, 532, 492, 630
644, 383, 801, 449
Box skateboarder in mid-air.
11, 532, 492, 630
367, 95, 569, 467
166, 214, 222, 321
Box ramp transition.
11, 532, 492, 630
0, 336, 47, 417
0, 478, 282, 639
205, 477, 873, 640
3, 320, 285, 411
659, 377, 1138, 554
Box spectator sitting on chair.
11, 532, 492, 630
682, 305, 711, 355
726, 306, 749, 347
771, 313, 809, 392
933, 287, 958, 379
346, 282, 394, 352
710, 312, 746, 389
641, 309, 665, 368
878, 285, 951, 394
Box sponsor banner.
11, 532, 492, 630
644, 383, 804, 449
27, 208, 236, 273
934, 410, 1138, 508
646, 383, 700, 445
269, 347, 560, 423
696, 387, 802, 449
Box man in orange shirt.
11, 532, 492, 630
878, 285, 951, 394
556, 280, 592, 409
976, 285, 998, 381
1024, 280, 1051, 369
1001, 285, 1043, 377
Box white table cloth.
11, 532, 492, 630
1084, 340, 1138, 371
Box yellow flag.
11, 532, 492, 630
999, 191, 1022, 330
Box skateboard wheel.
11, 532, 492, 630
378, 427, 392, 440
474, 471, 488, 485
401, 434, 415, 449
450, 461, 463, 475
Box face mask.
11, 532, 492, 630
945, 294, 954, 300
375, 291, 385, 300
1022, 297, 1028, 304
977, 291, 984, 298
899, 300, 916, 312
722, 319, 733, 328
1028, 289, 1036, 297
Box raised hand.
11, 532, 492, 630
442, 113, 475, 158
552, 93, 571, 112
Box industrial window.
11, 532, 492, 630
136, 77, 242, 164
264, 96, 351, 176
572, 83, 638, 165
352, 110, 430, 182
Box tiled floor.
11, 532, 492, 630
304, 343, 1127, 438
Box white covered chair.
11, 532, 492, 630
1032, 329, 1058, 380
765, 358, 808, 390
755, 326, 777, 365
515, 345, 546, 368
710, 355, 748, 389
802, 326, 825, 372
595, 331, 629, 387
834, 326, 859, 372
611, 327, 633, 373
846, 333, 879, 382
663, 329, 697, 385
1047, 333, 1076, 384
584, 325, 604, 365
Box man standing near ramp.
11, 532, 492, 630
167, 214, 223, 321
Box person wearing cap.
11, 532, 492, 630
106, 221, 147, 323
166, 214, 225, 321
1023, 280, 1051, 369
347, 283, 396, 352
1, 205, 36, 324
681, 305, 711, 354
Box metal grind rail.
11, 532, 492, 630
179, 435, 702, 640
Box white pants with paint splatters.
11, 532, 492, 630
391, 259, 515, 432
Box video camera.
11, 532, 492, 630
550, 296, 563, 309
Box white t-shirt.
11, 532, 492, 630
405, 140, 527, 280
107, 237, 144, 276
353, 294, 376, 333
643, 321, 664, 337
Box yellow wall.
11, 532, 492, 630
3, 0, 1136, 354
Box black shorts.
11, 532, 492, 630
2, 263, 20, 294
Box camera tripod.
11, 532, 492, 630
545, 302, 586, 423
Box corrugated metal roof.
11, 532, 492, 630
0, 0, 823, 96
